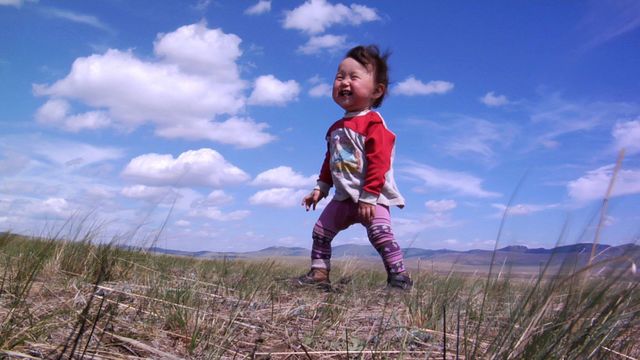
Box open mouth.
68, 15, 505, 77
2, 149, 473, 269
340, 90, 352, 96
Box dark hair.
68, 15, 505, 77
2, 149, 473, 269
345, 45, 390, 108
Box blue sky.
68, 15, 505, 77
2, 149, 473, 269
1, 0, 639, 253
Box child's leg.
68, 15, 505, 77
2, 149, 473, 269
365, 205, 407, 274
310, 200, 357, 270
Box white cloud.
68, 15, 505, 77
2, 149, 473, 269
248, 75, 300, 106
245, 0, 271, 15
188, 207, 251, 222
612, 119, 640, 155
441, 116, 513, 161
480, 91, 509, 107
36, 99, 111, 132
121, 185, 175, 202
425, 199, 457, 213
579, 2, 640, 50
175, 219, 190, 227
530, 95, 638, 150
0, 151, 29, 175
121, 148, 250, 188
283, 0, 379, 34
298, 34, 347, 54
309, 83, 331, 98
249, 188, 308, 208
191, 190, 234, 207
251, 166, 316, 188
153, 22, 242, 79
393, 212, 456, 236
491, 203, 558, 217
392, 76, 454, 96
153, 117, 275, 149
402, 162, 501, 198
32, 139, 124, 167
33, 23, 275, 149
0, 0, 32, 6
41, 7, 111, 32
35, 197, 72, 218
567, 164, 640, 203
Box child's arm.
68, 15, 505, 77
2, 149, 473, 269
302, 142, 332, 211
359, 120, 395, 204
302, 189, 325, 211
357, 201, 376, 223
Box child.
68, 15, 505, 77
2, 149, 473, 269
299, 45, 412, 290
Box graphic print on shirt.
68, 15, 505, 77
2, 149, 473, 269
330, 131, 361, 177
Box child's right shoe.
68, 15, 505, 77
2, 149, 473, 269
296, 268, 331, 289
387, 272, 413, 290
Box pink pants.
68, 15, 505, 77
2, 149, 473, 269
310, 199, 406, 274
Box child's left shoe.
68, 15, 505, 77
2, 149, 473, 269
293, 268, 332, 290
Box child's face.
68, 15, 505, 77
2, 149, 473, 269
332, 57, 384, 113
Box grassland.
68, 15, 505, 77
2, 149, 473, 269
1, 229, 639, 359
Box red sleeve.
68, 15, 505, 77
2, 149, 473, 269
362, 120, 395, 196
318, 140, 333, 187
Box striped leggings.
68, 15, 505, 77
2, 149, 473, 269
310, 199, 406, 274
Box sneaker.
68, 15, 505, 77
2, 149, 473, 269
387, 272, 413, 290
296, 268, 331, 288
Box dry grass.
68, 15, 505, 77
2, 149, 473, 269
1, 232, 639, 359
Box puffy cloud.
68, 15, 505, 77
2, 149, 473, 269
121, 185, 175, 202
393, 212, 456, 236
567, 165, 640, 203
153, 22, 242, 79
121, 148, 250, 188
309, 83, 331, 98
402, 161, 501, 198
188, 207, 251, 221
248, 188, 308, 208
153, 117, 275, 149
34, 198, 72, 219
392, 76, 454, 96
186, 189, 247, 221
248, 75, 300, 106
283, 0, 379, 34
425, 199, 457, 213
612, 119, 640, 155
480, 91, 509, 107
245, 0, 271, 15
251, 166, 316, 187
33, 23, 275, 148
36, 99, 111, 132
191, 190, 234, 207
298, 34, 347, 54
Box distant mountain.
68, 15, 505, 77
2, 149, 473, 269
145, 242, 640, 267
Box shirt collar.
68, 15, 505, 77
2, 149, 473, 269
343, 109, 371, 118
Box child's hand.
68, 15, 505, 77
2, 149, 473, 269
302, 189, 323, 211
358, 201, 376, 224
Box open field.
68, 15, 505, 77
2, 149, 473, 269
1, 232, 639, 359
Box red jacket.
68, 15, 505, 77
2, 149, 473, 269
316, 110, 405, 208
